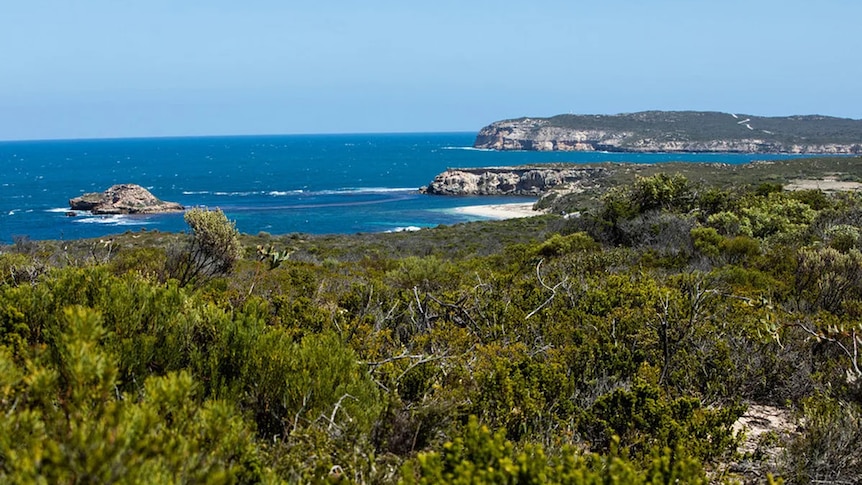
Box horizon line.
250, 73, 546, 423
0, 130, 478, 144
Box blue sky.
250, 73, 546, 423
1, 0, 860, 140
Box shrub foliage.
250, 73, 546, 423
2, 171, 862, 482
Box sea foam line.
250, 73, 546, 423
335, 187, 418, 193
181, 187, 419, 198
268, 187, 417, 196
441, 146, 494, 152
267, 190, 305, 196
384, 226, 423, 233
73, 215, 151, 226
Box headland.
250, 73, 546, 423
475, 111, 862, 154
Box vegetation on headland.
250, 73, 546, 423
3, 157, 862, 483
537, 155, 862, 215
542, 111, 862, 145
475, 111, 862, 152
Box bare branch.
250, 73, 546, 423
326, 393, 358, 432
526, 259, 569, 320
795, 319, 861, 377
292, 391, 312, 435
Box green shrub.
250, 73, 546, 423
691, 227, 723, 258
719, 235, 761, 265
108, 247, 166, 278
580, 382, 742, 464
534, 232, 600, 257
167, 208, 243, 286
707, 211, 752, 237
0, 307, 270, 483
386, 256, 453, 292
243, 331, 382, 440
0, 253, 46, 286
630, 173, 694, 213
402, 416, 708, 484
824, 224, 862, 252
785, 396, 862, 484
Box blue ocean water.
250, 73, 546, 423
0, 132, 803, 243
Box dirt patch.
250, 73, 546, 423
785, 177, 862, 192
726, 405, 797, 481
733, 405, 795, 456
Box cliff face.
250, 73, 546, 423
420, 167, 607, 196
70, 184, 184, 214
474, 112, 862, 154
474, 120, 625, 152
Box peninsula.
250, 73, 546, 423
474, 111, 862, 154
420, 166, 606, 196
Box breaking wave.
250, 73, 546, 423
441, 146, 494, 151
182, 187, 418, 198
73, 215, 151, 226
384, 226, 423, 233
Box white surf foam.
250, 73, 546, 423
337, 187, 418, 194
441, 146, 494, 152
385, 226, 423, 233
74, 215, 150, 226
267, 190, 305, 196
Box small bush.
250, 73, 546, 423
785, 396, 862, 484
534, 232, 600, 257
166, 208, 242, 286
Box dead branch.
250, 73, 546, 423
326, 393, 358, 431
526, 259, 569, 320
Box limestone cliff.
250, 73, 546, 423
420, 167, 607, 196
69, 184, 184, 214
474, 111, 862, 154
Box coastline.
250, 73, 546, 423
450, 202, 545, 220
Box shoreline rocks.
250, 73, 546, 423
420, 167, 607, 196
69, 184, 184, 215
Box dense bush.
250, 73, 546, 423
3, 171, 862, 482
167, 207, 243, 286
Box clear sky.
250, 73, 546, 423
1, 0, 860, 140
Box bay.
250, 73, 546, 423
0, 132, 802, 243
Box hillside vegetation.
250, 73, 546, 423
3, 159, 862, 483
542, 111, 862, 145
475, 111, 862, 152
538, 155, 862, 214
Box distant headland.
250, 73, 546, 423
474, 111, 862, 154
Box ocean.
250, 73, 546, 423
0, 132, 803, 243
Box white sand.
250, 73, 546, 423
451, 202, 545, 220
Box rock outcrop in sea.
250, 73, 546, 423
420, 167, 607, 196
69, 184, 184, 214
474, 111, 862, 154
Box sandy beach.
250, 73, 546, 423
450, 202, 546, 220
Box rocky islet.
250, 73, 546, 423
69, 184, 184, 215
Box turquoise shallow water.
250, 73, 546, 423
0, 132, 803, 243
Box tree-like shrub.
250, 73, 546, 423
168, 208, 242, 286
